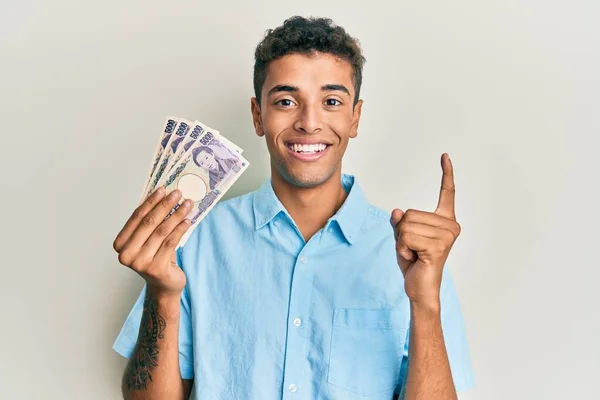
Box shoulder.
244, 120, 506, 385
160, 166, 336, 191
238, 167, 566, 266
361, 203, 394, 240
366, 204, 392, 224
342, 174, 394, 242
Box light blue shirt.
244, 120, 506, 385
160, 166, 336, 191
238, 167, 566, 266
113, 174, 474, 399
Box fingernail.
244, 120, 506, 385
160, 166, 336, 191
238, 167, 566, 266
170, 190, 180, 199
155, 186, 165, 196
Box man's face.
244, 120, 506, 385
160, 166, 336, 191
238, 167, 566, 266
196, 149, 218, 172
251, 52, 363, 188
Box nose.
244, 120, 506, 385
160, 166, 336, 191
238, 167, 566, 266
293, 104, 323, 134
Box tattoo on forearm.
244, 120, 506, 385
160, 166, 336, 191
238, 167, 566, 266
125, 294, 167, 390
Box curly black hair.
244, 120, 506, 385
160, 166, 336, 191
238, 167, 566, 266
253, 16, 366, 107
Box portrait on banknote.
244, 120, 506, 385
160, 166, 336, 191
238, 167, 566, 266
191, 141, 239, 190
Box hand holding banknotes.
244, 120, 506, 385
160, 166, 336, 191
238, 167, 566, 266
113, 187, 193, 296
113, 116, 249, 295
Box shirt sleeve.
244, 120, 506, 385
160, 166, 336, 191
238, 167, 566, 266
395, 266, 475, 393
112, 246, 194, 379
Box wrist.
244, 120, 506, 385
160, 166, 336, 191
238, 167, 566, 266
410, 299, 441, 319
145, 286, 182, 322
146, 282, 183, 300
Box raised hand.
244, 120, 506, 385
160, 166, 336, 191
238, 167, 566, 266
113, 187, 194, 297
390, 153, 461, 308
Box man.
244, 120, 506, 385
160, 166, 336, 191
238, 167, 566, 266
112, 16, 474, 399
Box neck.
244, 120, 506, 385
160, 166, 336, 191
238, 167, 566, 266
271, 168, 348, 242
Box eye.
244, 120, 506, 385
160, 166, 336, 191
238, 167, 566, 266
325, 98, 342, 106
275, 99, 295, 107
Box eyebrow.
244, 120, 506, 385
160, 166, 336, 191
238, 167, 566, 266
266, 84, 351, 97
322, 84, 351, 96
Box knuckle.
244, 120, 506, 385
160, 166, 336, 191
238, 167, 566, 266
179, 220, 192, 232
131, 256, 149, 272
130, 258, 142, 271
112, 237, 121, 252
436, 242, 447, 255
155, 224, 170, 237
449, 229, 457, 242
142, 214, 156, 227
164, 236, 178, 248
176, 204, 190, 216
398, 220, 409, 232
396, 232, 408, 246
396, 241, 409, 254
118, 251, 132, 266
161, 196, 174, 208
455, 222, 462, 236
147, 192, 161, 205
132, 207, 145, 220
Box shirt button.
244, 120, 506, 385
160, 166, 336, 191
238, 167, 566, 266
289, 384, 297, 393
274, 220, 280, 226
299, 255, 307, 264
327, 227, 333, 233
293, 318, 302, 327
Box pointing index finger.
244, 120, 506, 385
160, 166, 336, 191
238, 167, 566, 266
435, 153, 456, 219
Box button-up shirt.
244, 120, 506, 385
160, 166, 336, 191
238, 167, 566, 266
113, 174, 474, 399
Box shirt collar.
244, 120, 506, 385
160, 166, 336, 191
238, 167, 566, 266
331, 174, 369, 245
252, 173, 369, 245
253, 177, 285, 230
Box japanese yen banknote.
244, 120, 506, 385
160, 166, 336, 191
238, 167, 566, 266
139, 116, 249, 246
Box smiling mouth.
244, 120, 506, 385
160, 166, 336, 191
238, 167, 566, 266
285, 143, 331, 154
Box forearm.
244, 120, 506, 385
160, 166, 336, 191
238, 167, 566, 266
122, 288, 186, 400
400, 302, 457, 400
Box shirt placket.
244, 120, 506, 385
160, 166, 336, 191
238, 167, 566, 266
281, 244, 315, 398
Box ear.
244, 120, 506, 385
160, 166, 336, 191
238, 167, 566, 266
250, 97, 264, 137
349, 99, 363, 139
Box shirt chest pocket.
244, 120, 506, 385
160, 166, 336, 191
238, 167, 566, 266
327, 308, 406, 397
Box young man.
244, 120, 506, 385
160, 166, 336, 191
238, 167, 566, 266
112, 16, 474, 400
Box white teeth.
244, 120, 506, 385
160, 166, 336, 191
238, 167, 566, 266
289, 143, 328, 153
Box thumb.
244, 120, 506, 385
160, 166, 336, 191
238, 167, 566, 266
390, 208, 404, 227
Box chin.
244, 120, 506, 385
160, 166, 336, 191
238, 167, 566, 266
275, 162, 339, 189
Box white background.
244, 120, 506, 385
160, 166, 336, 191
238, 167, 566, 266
1, 0, 598, 398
